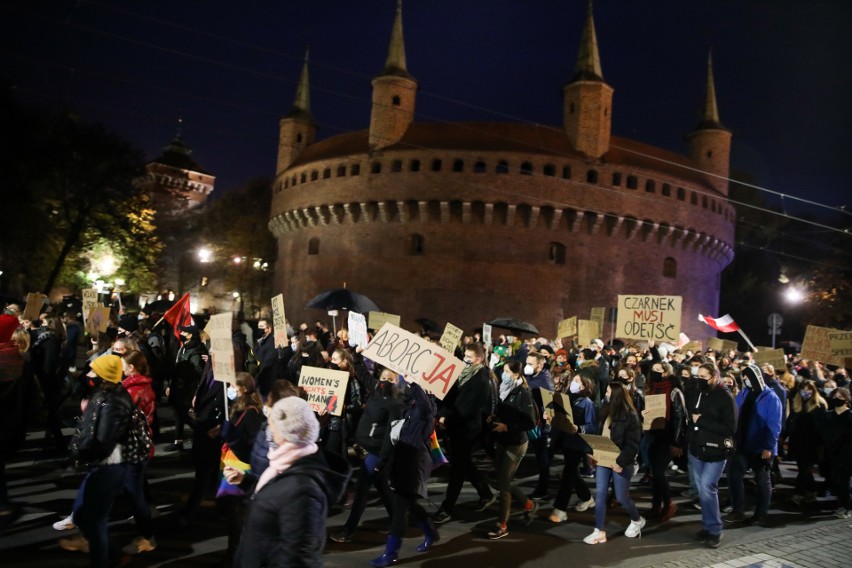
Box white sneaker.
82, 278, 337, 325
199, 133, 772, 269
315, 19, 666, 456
122, 536, 157, 554
583, 528, 607, 544
625, 516, 646, 538
52, 515, 75, 531
575, 497, 595, 512
548, 508, 567, 523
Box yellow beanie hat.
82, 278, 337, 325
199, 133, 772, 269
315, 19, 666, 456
90, 354, 123, 384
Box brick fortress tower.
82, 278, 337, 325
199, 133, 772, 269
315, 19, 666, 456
268, 2, 735, 339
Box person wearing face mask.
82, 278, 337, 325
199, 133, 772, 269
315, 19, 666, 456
550, 349, 572, 392
165, 325, 208, 452
759, 364, 788, 485
253, 319, 277, 397
331, 368, 405, 543
432, 343, 496, 525
484, 360, 538, 539
724, 365, 782, 527
819, 387, 852, 518
549, 374, 597, 523
788, 379, 828, 505
320, 349, 364, 460
685, 363, 737, 549
525, 351, 555, 500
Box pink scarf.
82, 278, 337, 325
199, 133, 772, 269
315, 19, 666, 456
254, 441, 318, 494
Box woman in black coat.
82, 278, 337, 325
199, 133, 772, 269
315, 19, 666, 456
371, 382, 438, 568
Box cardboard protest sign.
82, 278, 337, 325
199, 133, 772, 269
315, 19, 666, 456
753, 347, 786, 371
482, 323, 492, 347
539, 388, 574, 433
557, 316, 578, 339
22, 293, 47, 322
362, 322, 463, 400
578, 319, 600, 348
828, 330, 852, 361
615, 295, 682, 342
82, 288, 98, 325
801, 325, 845, 366
580, 434, 621, 469
440, 323, 463, 353
707, 337, 739, 353
591, 307, 606, 332
682, 340, 703, 353
643, 393, 667, 431
85, 306, 111, 335
368, 311, 401, 330
348, 311, 369, 347
207, 313, 236, 384
271, 294, 288, 348
298, 365, 350, 417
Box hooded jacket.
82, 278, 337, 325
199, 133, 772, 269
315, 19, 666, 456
734, 387, 783, 455
237, 448, 351, 567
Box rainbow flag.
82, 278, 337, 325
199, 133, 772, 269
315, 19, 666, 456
216, 444, 251, 498
429, 430, 449, 470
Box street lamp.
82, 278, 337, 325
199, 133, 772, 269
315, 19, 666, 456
784, 287, 805, 304
198, 247, 213, 263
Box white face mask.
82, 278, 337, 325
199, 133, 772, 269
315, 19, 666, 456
262, 406, 271, 418
524, 364, 535, 376
569, 381, 582, 394
227, 387, 237, 400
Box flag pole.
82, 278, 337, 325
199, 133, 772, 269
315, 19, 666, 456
737, 328, 758, 352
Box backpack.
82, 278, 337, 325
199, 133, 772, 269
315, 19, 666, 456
123, 405, 153, 464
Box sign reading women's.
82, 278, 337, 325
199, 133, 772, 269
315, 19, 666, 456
270, 294, 288, 348
298, 366, 349, 417
362, 323, 463, 400
615, 295, 682, 342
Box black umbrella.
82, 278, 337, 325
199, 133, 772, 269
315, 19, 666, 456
487, 317, 540, 336
142, 298, 175, 315
415, 317, 441, 333
304, 288, 380, 313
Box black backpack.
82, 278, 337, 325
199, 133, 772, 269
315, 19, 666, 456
123, 404, 153, 464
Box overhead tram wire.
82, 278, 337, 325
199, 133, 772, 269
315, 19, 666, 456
4, 2, 849, 238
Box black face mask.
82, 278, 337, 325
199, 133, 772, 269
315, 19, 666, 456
829, 398, 846, 410
328, 363, 340, 371
698, 378, 712, 392
650, 371, 664, 382
377, 381, 394, 396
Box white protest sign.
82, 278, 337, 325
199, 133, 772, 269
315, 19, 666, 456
368, 311, 401, 330
298, 365, 350, 417
482, 323, 492, 347
271, 294, 288, 348
348, 311, 369, 347
440, 323, 463, 353
578, 319, 600, 348
557, 316, 577, 339
207, 313, 236, 384
82, 288, 98, 325
615, 295, 682, 342
643, 393, 667, 431
580, 434, 621, 469
362, 322, 463, 400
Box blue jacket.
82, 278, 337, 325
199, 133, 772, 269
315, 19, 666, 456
735, 387, 783, 456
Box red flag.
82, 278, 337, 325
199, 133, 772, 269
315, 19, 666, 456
163, 293, 192, 340
698, 314, 740, 333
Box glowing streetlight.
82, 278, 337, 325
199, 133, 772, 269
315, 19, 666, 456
198, 247, 213, 263
784, 287, 805, 304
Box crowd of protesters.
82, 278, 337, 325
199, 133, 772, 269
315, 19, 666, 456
1, 297, 851, 567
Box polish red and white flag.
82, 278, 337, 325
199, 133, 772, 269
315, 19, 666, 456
698, 314, 740, 333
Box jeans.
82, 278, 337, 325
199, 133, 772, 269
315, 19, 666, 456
594, 464, 639, 530
124, 461, 153, 538
344, 453, 393, 533
494, 441, 529, 524
74, 464, 128, 568
440, 434, 492, 514
689, 454, 726, 536
553, 448, 591, 510
728, 452, 771, 517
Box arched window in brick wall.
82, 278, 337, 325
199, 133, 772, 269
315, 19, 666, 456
284, 178, 289, 189
392, 95, 401, 106
410, 159, 420, 172
337, 165, 346, 177
409, 234, 424, 256
453, 159, 464, 172
371, 162, 382, 174
562, 165, 572, 179
646, 180, 656, 193
662, 183, 671, 196
300, 172, 307, 183
496, 160, 509, 174
308, 238, 320, 256
612, 172, 622, 186
548, 242, 566, 265
702, 195, 708, 209
322, 168, 331, 179
626, 175, 638, 189
691, 192, 698, 205
520, 162, 534, 175
663, 257, 677, 278
350, 164, 361, 176
474, 160, 487, 173
587, 169, 599, 183
296, 133, 303, 144
311, 170, 318, 181
544, 164, 556, 176
431, 159, 442, 172
291, 175, 297, 186
677, 187, 686, 201
391, 160, 402, 172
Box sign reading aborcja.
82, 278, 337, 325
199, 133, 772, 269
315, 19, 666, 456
615, 295, 682, 342
363, 322, 463, 399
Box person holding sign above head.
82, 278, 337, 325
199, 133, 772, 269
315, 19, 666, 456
584, 380, 644, 544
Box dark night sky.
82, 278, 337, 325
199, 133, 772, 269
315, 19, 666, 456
3, 0, 852, 219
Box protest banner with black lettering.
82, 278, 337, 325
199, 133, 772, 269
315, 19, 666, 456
348, 311, 369, 347
580, 434, 621, 469
591, 307, 606, 333
207, 313, 236, 384
754, 347, 786, 371
707, 337, 737, 353
615, 295, 682, 342
298, 365, 349, 417
557, 316, 577, 339
643, 394, 667, 431
271, 294, 288, 348
82, 288, 98, 325
362, 323, 463, 400
440, 323, 463, 353
578, 319, 600, 347
368, 311, 401, 330
801, 325, 845, 366
482, 323, 492, 347
22, 293, 47, 322
828, 330, 852, 361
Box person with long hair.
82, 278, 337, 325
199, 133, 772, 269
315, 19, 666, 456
788, 379, 828, 505
486, 359, 538, 539
820, 387, 852, 518
321, 349, 363, 458
584, 380, 644, 544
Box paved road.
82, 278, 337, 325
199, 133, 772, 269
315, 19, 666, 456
2, 407, 849, 567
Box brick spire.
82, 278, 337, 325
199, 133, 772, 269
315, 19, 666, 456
382, 0, 412, 79
571, 1, 604, 82
285, 48, 313, 121
695, 50, 726, 130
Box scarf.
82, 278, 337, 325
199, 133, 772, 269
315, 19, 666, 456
457, 363, 483, 389
254, 441, 318, 494
499, 377, 522, 401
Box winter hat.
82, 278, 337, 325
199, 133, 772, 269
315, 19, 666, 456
592, 338, 605, 350
0, 314, 19, 343
270, 396, 319, 445
118, 314, 139, 333
555, 349, 569, 359
89, 354, 123, 384
741, 363, 765, 392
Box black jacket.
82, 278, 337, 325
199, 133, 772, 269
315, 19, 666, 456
492, 384, 536, 447
171, 339, 208, 407
686, 383, 738, 462
389, 383, 436, 499
438, 366, 491, 441
237, 449, 351, 568
603, 408, 642, 469
70, 383, 133, 466
355, 387, 405, 461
